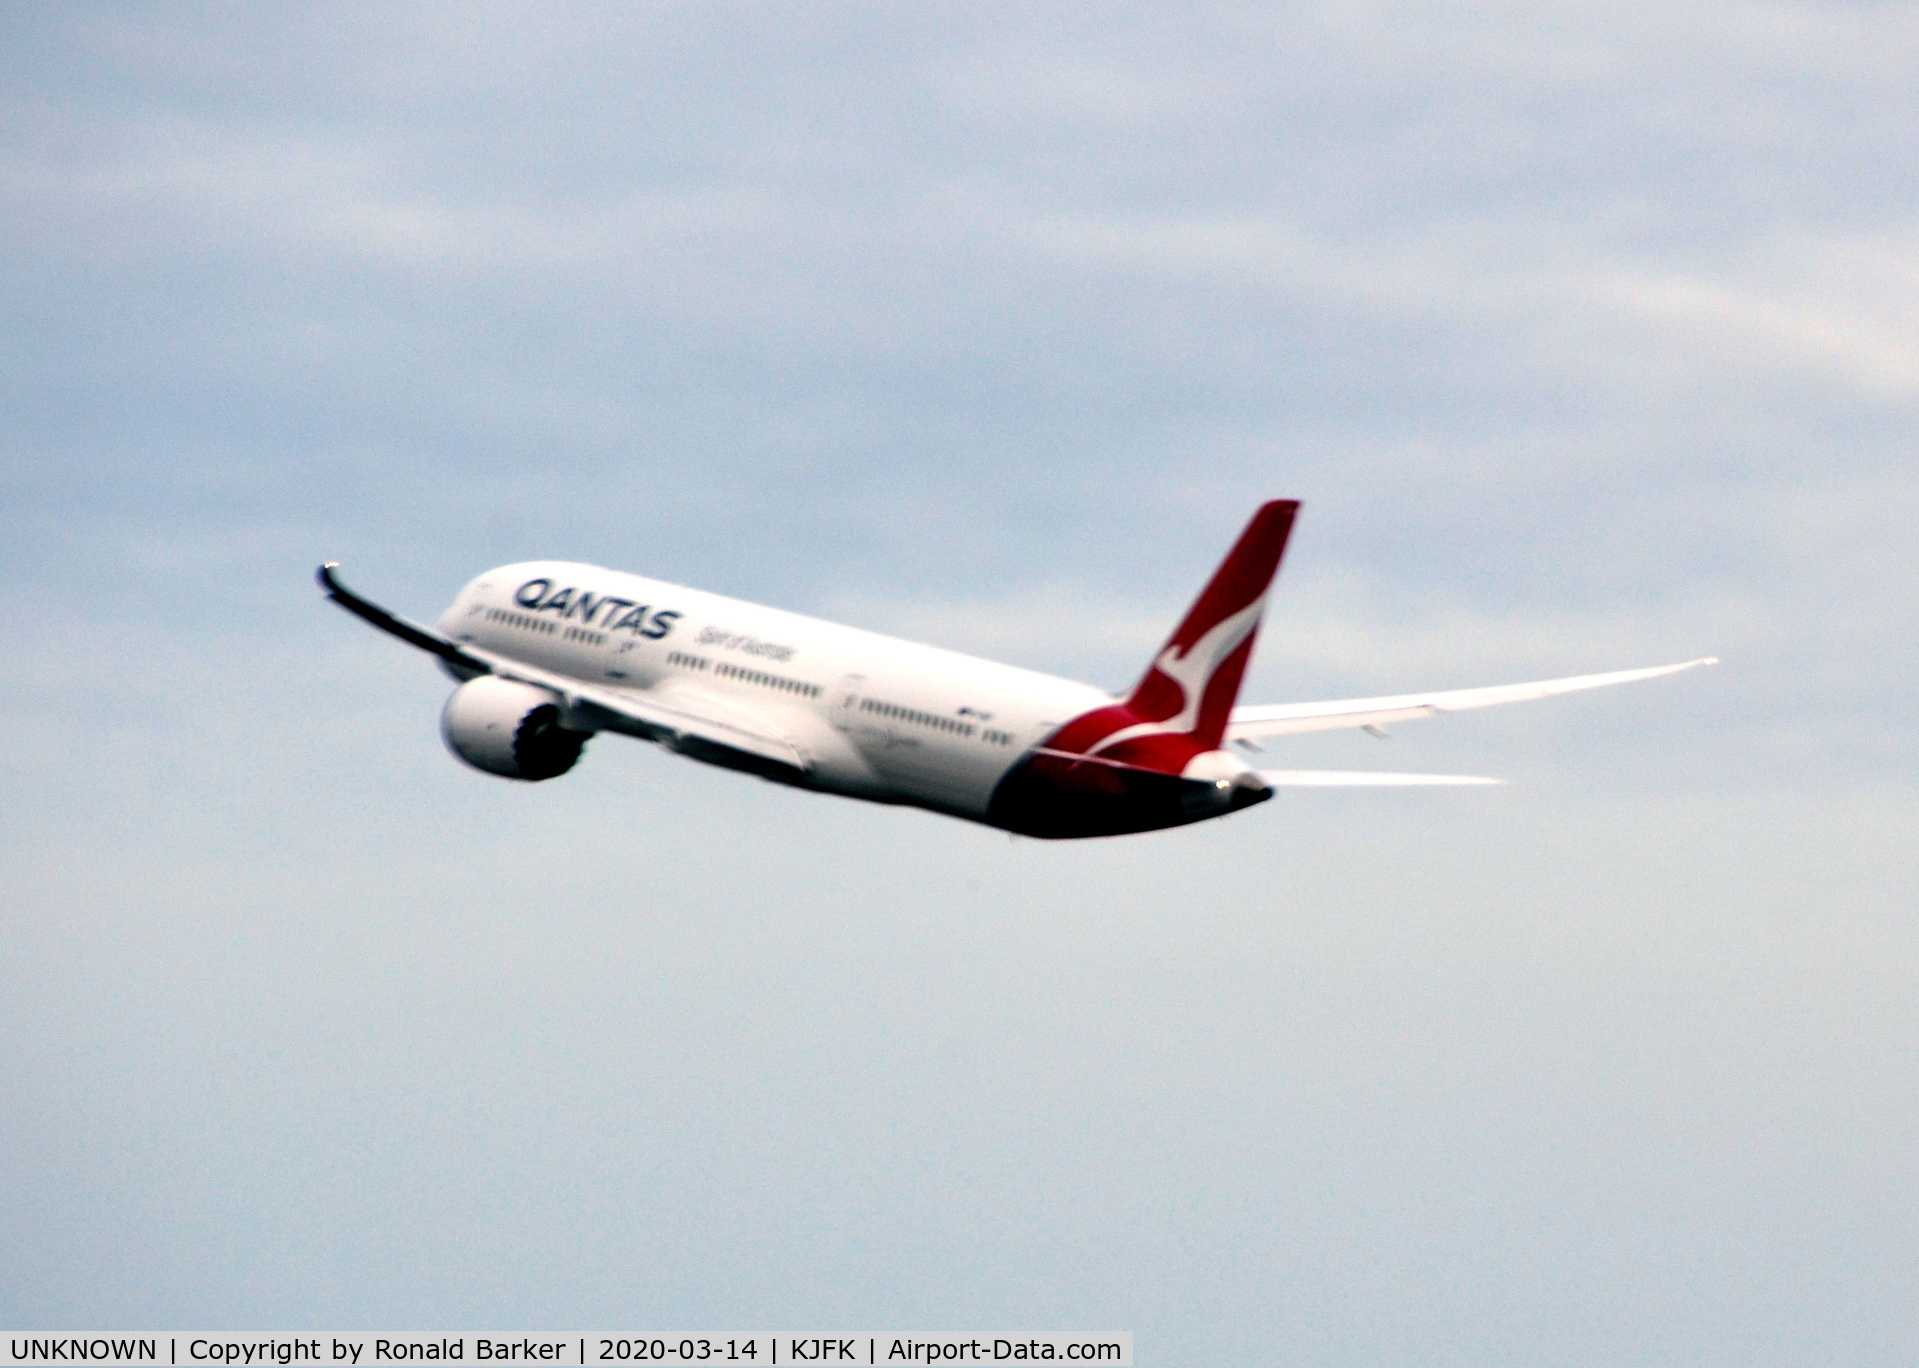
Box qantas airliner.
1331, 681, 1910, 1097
318, 501, 1713, 839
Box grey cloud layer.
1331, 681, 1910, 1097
3, 4, 1915, 1361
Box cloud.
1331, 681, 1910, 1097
1008, 205, 1919, 400
4, 3, 1918, 1355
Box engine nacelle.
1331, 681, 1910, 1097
440, 676, 591, 780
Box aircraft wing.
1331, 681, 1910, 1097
1227, 657, 1717, 745
317, 563, 807, 772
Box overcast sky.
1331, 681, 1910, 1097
4, 4, 1916, 1361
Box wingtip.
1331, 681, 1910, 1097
316, 561, 343, 593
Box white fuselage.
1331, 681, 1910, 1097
438, 561, 1114, 819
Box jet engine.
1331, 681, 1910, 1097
440, 676, 591, 780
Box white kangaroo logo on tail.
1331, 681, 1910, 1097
1088, 596, 1267, 756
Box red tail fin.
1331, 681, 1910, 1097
1125, 499, 1297, 748
1039, 500, 1299, 771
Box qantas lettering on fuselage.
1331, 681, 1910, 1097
511, 578, 681, 639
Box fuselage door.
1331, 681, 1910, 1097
833, 673, 868, 732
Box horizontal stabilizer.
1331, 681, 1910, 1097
1258, 770, 1503, 786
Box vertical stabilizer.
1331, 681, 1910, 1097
1036, 500, 1299, 773
1121, 499, 1298, 749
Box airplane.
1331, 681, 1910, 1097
317, 500, 1714, 839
